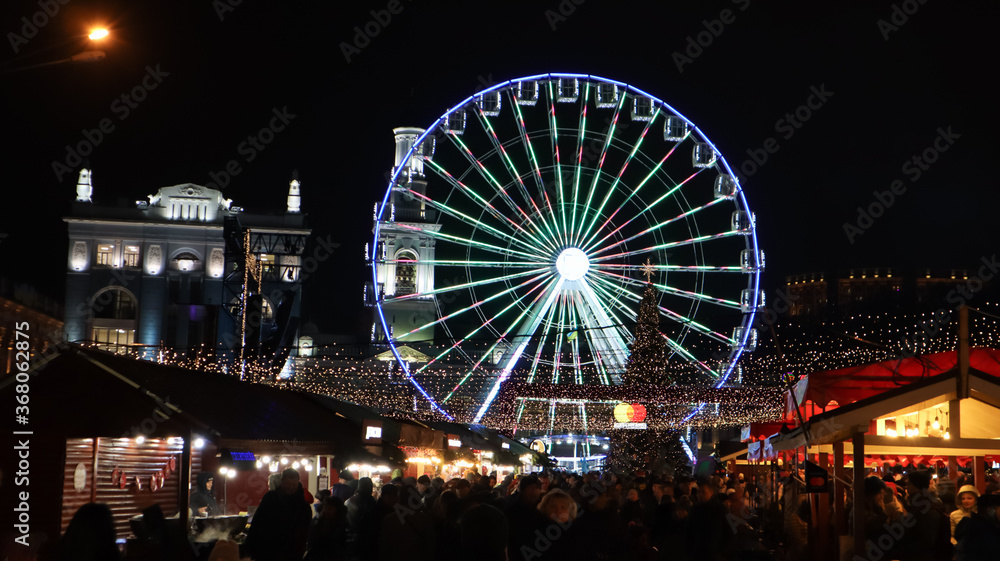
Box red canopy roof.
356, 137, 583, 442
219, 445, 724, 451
784, 347, 1000, 421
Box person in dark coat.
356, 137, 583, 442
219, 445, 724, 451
190, 472, 220, 517
506, 475, 548, 561
245, 468, 313, 561
955, 493, 1000, 561
685, 479, 734, 561
305, 497, 349, 561
45, 502, 120, 561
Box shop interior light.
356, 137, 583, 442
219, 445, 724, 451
194, 438, 205, 449
256, 460, 263, 469
281, 457, 289, 465
932, 416, 941, 430
269, 462, 279, 472
304, 464, 313, 472
261, 455, 271, 463
135, 436, 145, 444
292, 461, 301, 469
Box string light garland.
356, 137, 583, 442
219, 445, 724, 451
78, 302, 1000, 438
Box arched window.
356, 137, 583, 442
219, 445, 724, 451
395, 250, 418, 296
92, 287, 137, 320
89, 287, 138, 354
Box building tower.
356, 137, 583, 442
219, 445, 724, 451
371, 128, 439, 346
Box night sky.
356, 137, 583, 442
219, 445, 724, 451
1, 0, 994, 336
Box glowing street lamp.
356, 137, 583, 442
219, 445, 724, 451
0, 27, 109, 75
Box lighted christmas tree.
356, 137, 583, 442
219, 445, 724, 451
624, 259, 670, 385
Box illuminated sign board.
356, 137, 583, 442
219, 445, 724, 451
501, 442, 510, 449
220, 449, 256, 471
447, 434, 462, 448
613, 403, 648, 429
362, 420, 383, 444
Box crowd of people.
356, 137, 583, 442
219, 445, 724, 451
38, 463, 1000, 561
854, 469, 1000, 561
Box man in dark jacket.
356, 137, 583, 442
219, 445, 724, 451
245, 467, 313, 561
900, 470, 951, 561
190, 472, 219, 517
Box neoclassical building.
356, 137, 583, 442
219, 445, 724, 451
64, 169, 312, 368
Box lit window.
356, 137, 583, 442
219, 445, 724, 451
92, 327, 135, 354
97, 244, 114, 266
259, 254, 277, 276
395, 251, 418, 296
124, 245, 140, 268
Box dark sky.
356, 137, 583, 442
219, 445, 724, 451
1, 0, 994, 336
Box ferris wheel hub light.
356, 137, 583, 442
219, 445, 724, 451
556, 247, 589, 281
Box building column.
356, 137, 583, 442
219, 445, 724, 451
852, 432, 865, 557
139, 277, 165, 359
833, 440, 847, 546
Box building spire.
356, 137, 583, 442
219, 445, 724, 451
76, 168, 93, 202
286, 170, 301, 214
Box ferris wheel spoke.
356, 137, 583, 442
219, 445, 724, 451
584, 131, 691, 246
569, 82, 591, 243
567, 301, 584, 385
595, 263, 744, 274
588, 274, 735, 347
419, 273, 555, 378
384, 258, 547, 268
590, 271, 720, 378
586, 193, 724, 257
525, 293, 563, 385
391, 222, 543, 262
471, 276, 567, 423
590, 268, 742, 310
382, 266, 549, 305
507, 91, 559, 234
394, 268, 554, 340
545, 81, 569, 245
580, 142, 698, 253
590, 230, 746, 263
400, 187, 552, 259
574, 94, 633, 246
567, 289, 618, 386
424, 159, 556, 254
470, 105, 561, 247
574, 280, 631, 380
442, 132, 557, 249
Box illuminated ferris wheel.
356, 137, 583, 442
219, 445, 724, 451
372, 73, 763, 424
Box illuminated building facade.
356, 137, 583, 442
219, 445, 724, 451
63, 169, 311, 367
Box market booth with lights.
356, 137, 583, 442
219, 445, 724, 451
1, 345, 379, 554
724, 317, 1000, 561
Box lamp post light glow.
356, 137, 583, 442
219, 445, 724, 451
89, 28, 109, 40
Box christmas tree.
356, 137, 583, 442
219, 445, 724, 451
624, 259, 670, 385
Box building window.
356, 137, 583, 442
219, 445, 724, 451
97, 244, 114, 266
227, 296, 274, 321
395, 250, 418, 296
92, 327, 135, 354
92, 288, 137, 320
259, 254, 277, 277
123, 245, 141, 268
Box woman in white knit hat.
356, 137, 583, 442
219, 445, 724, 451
950, 484, 979, 545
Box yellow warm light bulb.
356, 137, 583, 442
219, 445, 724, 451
89, 28, 109, 40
